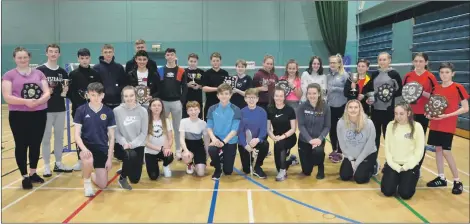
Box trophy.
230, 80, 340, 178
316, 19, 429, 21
377, 83, 395, 102
275, 80, 292, 97
425, 95, 448, 118
136, 85, 151, 104
349, 73, 359, 96
223, 76, 238, 89
61, 79, 70, 97
402, 81, 423, 104
365, 91, 375, 117
22, 83, 43, 99
78, 89, 89, 101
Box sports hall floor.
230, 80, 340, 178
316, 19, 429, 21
1, 104, 469, 223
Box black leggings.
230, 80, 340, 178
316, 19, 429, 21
272, 135, 296, 172
209, 144, 237, 175
340, 152, 377, 184
381, 163, 420, 200
10, 110, 47, 176
298, 140, 326, 176
114, 144, 145, 183
237, 141, 269, 174
371, 108, 394, 150
329, 105, 345, 153
145, 151, 174, 180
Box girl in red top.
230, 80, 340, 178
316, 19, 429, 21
425, 62, 469, 195
402, 53, 439, 133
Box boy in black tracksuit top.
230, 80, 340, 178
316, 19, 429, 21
183, 53, 204, 119
92, 44, 128, 109
67, 48, 102, 171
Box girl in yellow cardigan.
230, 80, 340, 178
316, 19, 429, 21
380, 102, 425, 200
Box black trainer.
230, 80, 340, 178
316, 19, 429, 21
212, 169, 222, 180
53, 163, 73, 173
253, 167, 267, 179
452, 181, 463, 195
22, 177, 33, 190
29, 173, 45, 183
426, 176, 447, 187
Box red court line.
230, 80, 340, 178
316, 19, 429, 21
62, 173, 120, 223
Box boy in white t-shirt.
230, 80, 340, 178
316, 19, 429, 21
179, 101, 210, 176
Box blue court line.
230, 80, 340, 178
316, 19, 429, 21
234, 168, 360, 223
207, 180, 220, 224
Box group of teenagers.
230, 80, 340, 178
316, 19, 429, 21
2, 39, 468, 199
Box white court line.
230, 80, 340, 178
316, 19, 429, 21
424, 153, 470, 176
2, 152, 73, 189
2, 173, 63, 212
247, 189, 254, 224
4, 186, 468, 192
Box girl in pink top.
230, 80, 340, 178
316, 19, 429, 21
1, 47, 51, 190
280, 59, 302, 111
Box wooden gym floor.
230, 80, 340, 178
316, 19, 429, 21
1, 105, 469, 223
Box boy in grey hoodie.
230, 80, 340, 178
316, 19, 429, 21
337, 100, 377, 184
113, 86, 149, 190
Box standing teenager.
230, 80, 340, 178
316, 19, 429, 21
337, 100, 378, 184
230, 59, 253, 110
2, 47, 51, 189
344, 59, 373, 116
202, 52, 229, 121
37, 44, 72, 176
268, 87, 299, 181
125, 39, 157, 74
381, 103, 425, 200
145, 98, 175, 180
237, 88, 269, 178
301, 56, 326, 103
183, 53, 205, 119
297, 83, 331, 179
280, 59, 302, 111
113, 86, 148, 190
68, 48, 102, 171
155, 48, 188, 160
326, 54, 349, 163
74, 82, 115, 197
253, 55, 278, 112
426, 62, 469, 195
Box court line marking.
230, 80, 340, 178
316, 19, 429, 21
2, 173, 63, 212
424, 153, 470, 176
372, 177, 429, 223
62, 173, 120, 223
207, 180, 219, 224
2, 152, 74, 189
247, 189, 254, 223
234, 168, 360, 224
3, 186, 467, 191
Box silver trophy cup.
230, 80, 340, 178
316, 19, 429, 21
349, 73, 359, 95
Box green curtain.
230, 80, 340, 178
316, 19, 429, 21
315, 1, 348, 56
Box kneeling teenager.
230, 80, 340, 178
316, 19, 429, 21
337, 99, 377, 184
381, 103, 425, 200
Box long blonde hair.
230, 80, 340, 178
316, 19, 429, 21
329, 54, 346, 75
342, 100, 367, 133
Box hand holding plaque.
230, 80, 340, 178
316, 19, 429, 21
275, 80, 292, 97
377, 83, 395, 102
425, 95, 448, 118
402, 81, 423, 104
136, 85, 151, 104
22, 83, 43, 99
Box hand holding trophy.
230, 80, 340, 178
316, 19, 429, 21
349, 73, 359, 96
61, 79, 70, 97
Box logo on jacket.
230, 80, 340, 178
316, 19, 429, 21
123, 116, 138, 126
404, 132, 412, 139
346, 130, 364, 146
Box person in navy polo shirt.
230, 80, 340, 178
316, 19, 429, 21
206, 83, 241, 180
74, 82, 116, 197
